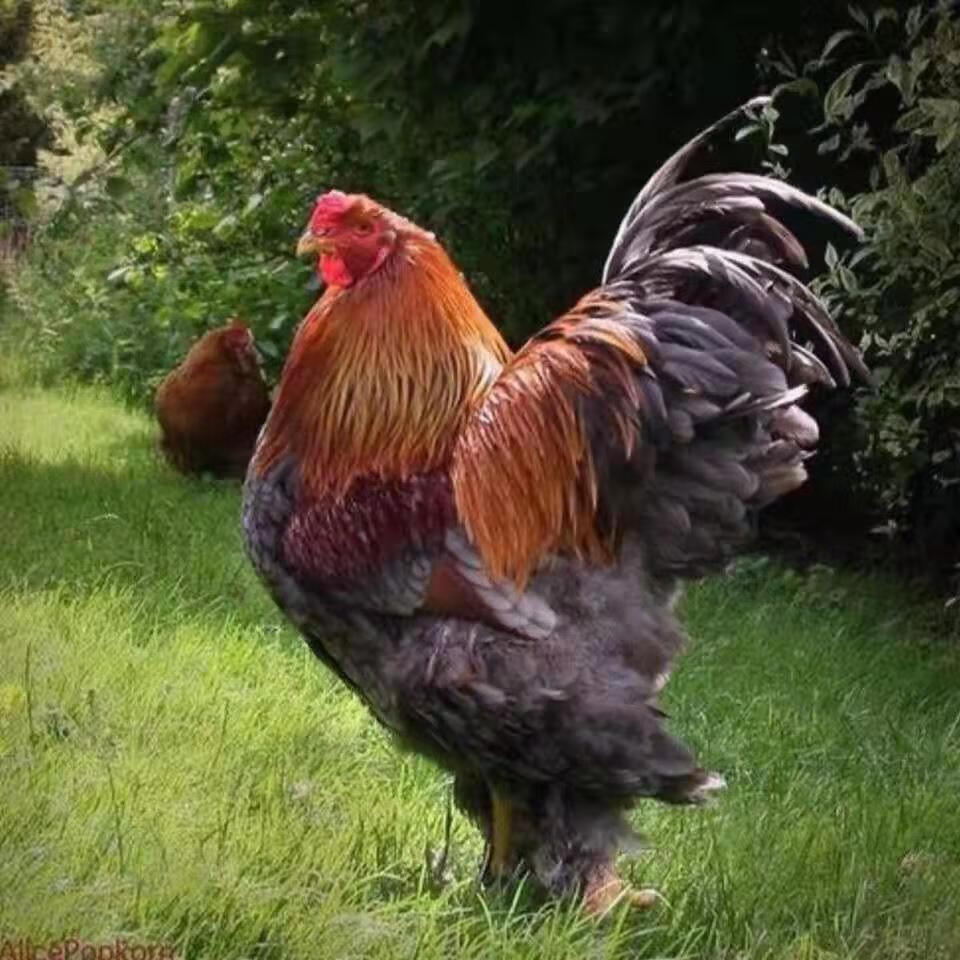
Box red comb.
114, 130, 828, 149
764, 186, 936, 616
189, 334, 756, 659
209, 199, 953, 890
310, 190, 352, 230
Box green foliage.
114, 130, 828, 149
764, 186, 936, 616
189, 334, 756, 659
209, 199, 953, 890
6, 4, 401, 399
0, 0, 31, 64
768, 3, 960, 557
0, 0, 50, 215
6, 164, 316, 401
0, 87, 52, 167
6, 0, 874, 406
132, 0, 863, 335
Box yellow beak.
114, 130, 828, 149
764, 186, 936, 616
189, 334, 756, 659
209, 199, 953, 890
296, 229, 331, 258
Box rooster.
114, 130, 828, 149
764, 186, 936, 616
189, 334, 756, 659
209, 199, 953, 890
156, 319, 271, 478
243, 98, 867, 913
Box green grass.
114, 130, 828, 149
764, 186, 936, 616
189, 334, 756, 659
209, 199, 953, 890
1, 375, 959, 960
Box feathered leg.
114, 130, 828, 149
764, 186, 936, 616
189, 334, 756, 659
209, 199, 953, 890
522, 787, 664, 914
455, 776, 660, 911
582, 862, 659, 915
531, 773, 725, 914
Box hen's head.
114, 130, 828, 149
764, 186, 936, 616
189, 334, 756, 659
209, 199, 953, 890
224, 319, 262, 372
193, 317, 260, 376
297, 191, 398, 289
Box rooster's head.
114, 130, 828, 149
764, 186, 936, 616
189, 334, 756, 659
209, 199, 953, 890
297, 190, 398, 289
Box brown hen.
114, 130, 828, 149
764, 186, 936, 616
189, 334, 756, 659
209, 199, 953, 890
156, 320, 271, 478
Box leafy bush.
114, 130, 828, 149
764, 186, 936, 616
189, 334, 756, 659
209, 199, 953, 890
136, 0, 864, 337
768, 2, 960, 561
0, 0, 31, 64
4, 161, 317, 402
5, 0, 870, 406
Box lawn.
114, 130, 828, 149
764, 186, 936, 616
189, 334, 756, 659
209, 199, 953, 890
1, 375, 958, 960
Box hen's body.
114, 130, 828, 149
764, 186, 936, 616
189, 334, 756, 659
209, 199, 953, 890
243, 99, 866, 909
156, 321, 271, 478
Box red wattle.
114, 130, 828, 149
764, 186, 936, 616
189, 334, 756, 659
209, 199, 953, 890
320, 254, 354, 288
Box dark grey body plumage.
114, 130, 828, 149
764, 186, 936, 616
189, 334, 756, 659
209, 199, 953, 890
244, 463, 711, 891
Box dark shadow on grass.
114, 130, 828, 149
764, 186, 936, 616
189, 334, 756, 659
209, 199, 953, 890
0, 436, 283, 636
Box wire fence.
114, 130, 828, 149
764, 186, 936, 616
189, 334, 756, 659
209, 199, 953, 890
0, 166, 37, 268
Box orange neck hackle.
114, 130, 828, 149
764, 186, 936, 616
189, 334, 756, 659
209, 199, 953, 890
255, 231, 511, 498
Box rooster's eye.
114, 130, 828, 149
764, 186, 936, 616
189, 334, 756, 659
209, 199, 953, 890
355, 222, 374, 235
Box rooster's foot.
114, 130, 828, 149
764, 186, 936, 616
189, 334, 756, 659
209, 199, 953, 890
582, 864, 661, 915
